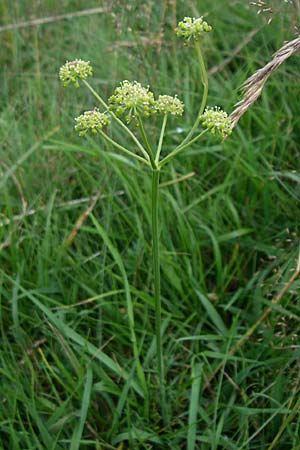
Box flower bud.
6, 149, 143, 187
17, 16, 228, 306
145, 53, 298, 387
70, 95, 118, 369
176, 17, 212, 42
108, 80, 155, 122
200, 107, 232, 138
155, 95, 184, 116
74, 109, 110, 136
59, 59, 93, 88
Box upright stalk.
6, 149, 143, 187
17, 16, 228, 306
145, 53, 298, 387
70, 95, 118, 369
179, 42, 208, 147
152, 168, 167, 422
137, 114, 156, 169
155, 114, 168, 164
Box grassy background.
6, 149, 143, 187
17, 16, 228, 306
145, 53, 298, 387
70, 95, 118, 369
1, 1, 300, 448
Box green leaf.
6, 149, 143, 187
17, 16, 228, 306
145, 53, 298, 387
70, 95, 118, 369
194, 288, 228, 335
70, 366, 93, 450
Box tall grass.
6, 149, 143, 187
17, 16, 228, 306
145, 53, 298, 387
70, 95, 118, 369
1, 1, 300, 448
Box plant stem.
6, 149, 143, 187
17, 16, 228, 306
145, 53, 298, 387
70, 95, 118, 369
179, 42, 208, 147
158, 129, 208, 168
83, 80, 150, 161
136, 114, 156, 169
83, 79, 108, 109
152, 168, 167, 423
98, 130, 150, 166
155, 114, 168, 164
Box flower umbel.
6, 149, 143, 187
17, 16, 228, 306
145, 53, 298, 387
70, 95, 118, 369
59, 59, 93, 88
74, 109, 110, 136
200, 107, 232, 138
176, 17, 212, 42
155, 95, 184, 116
108, 80, 155, 122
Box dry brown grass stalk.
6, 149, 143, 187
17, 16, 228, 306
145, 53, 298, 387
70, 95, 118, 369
0, 7, 109, 33
229, 37, 300, 128
0, 190, 124, 228
64, 188, 104, 246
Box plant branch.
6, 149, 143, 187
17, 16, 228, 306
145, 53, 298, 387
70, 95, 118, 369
83, 80, 150, 161
136, 113, 157, 169
179, 42, 208, 147
98, 131, 150, 165
159, 129, 208, 168
155, 114, 168, 164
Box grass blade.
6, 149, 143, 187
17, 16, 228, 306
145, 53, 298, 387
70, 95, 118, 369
194, 288, 227, 335
70, 366, 93, 450
187, 361, 202, 450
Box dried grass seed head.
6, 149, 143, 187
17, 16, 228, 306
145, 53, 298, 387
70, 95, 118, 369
229, 37, 300, 129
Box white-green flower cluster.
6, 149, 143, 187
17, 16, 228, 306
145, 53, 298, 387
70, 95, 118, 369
155, 95, 184, 116
200, 107, 232, 138
108, 81, 185, 122
176, 17, 212, 42
74, 109, 110, 136
59, 59, 93, 87
108, 80, 156, 122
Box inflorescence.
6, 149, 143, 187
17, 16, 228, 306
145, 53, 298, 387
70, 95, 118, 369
74, 109, 110, 136
175, 16, 212, 42
108, 80, 156, 123
155, 95, 184, 116
59, 59, 93, 87
200, 107, 232, 138
107, 81, 185, 123
59, 17, 233, 143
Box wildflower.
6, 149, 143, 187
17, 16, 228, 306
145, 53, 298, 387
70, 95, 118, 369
175, 17, 212, 43
108, 80, 155, 122
59, 59, 93, 87
74, 108, 110, 136
200, 107, 232, 138
155, 95, 184, 116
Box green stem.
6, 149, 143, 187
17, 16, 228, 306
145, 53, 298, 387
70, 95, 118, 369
136, 114, 156, 169
155, 114, 168, 164
152, 168, 167, 423
83, 80, 150, 161
98, 130, 150, 166
83, 79, 108, 109
179, 42, 208, 147
158, 129, 208, 168
195, 43, 208, 119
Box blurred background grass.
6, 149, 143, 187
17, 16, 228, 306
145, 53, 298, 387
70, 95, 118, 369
1, 1, 300, 449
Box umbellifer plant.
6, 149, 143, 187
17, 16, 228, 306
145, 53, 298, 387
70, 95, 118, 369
59, 16, 232, 423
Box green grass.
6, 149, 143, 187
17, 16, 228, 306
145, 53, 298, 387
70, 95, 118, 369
1, 0, 300, 448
